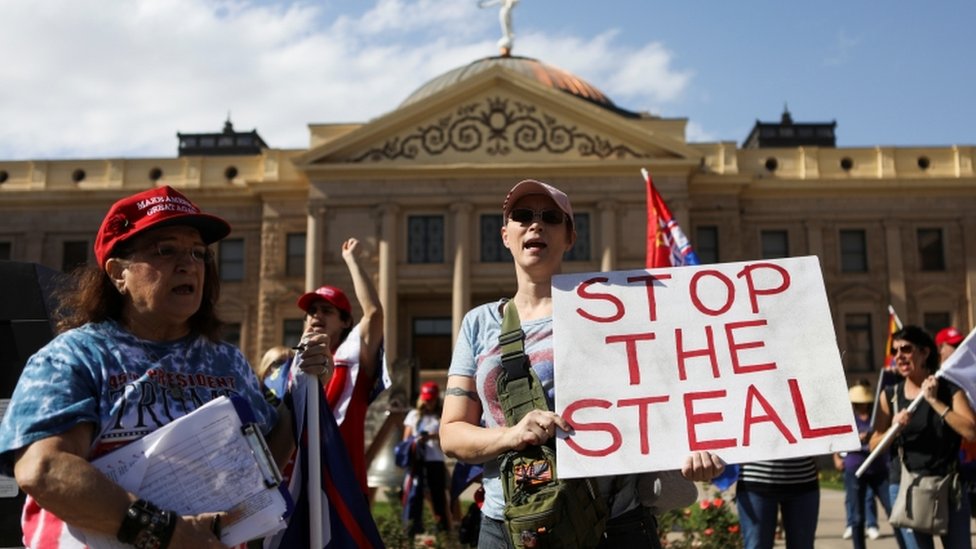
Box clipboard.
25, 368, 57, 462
68, 395, 292, 547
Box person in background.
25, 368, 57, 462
0, 186, 333, 548
735, 457, 821, 549
870, 325, 976, 549
934, 326, 964, 365
440, 179, 725, 549
293, 237, 386, 498
402, 381, 450, 536
833, 381, 902, 549
255, 345, 294, 405
937, 326, 976, 519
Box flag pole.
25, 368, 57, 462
305, 373, 324, 548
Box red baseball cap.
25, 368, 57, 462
936, 327, 964, 347
297, 285, 352, 316
93, 185, 230, 267
420, 381, 440, 401
502, 179, 574, 221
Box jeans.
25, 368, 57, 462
890, 481, 973, 549
845, 469, 892, 549
845, 475, 880, 528
736, 486, 819, 549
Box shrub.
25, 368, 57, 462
658, 488, 742, 549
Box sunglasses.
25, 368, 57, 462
509, 208, 565, 225
891, 343, 915, 356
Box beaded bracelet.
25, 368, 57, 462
117, 499, 177, 549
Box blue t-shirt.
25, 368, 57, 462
448, 299, 638, 521
0, 320, 276, 473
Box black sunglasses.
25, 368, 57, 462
509, 208, 565, 225
891, 343, 915, 356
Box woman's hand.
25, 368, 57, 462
507, 409, 570, 451
680, 451, 725, 482
169, 512, 228, 548
892, 409, 911, 428
295, 332, 334, 382
921, 375, 940, 405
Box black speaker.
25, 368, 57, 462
0, 261, 62, 546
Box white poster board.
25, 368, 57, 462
552, 256, 859, 479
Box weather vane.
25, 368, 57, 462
478, 0, 519, 57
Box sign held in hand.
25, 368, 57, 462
552, 256, 859, 478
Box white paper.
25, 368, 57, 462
68, 396, 288, 546
552, 256, 860, 478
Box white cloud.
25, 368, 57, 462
0, 0, 696, 159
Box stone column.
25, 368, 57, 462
378, 203, 399, 362
451, 203, 473, 343
883, 221, 907, 318
598, 200, 617, 272
305, 200, 325, 291
804, 220, 825, 262
962, 218, 976, 328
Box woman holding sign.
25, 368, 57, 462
440, 179, 725, 549
870, 325, 976, 549
0, 186, 335, 548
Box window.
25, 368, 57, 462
844, 313, 874, 372
219, 238, 245, 281
283, 319, 304, 349
407, 215, 444, 264
222, 322, 241, 348
480, 214, 507, 262
61, 240, 88, 272
760, 230, 789, 259
839, 229, 868, 273
564, 213, 590, 262
695, 226, 718, 264
923, 312, 951, 337
286, 233, 306, 277
413, 317, 453, 370
917, 228, 946, 271
0, 241, 10, 261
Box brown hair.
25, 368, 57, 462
54, 251, 225, 342
256, 345, 294, 382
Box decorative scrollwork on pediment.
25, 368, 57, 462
351, 97, 648, 162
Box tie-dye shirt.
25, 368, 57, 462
448, 299, 639, 522
0, 319, 275, 548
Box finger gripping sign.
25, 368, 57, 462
552, 256, 860, 479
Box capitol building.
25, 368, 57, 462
1, 52, 973, 385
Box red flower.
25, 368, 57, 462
729, 524, 740, 533
699, 499, 711, 510
703, 528, 714, 536
712, 497, 724, 508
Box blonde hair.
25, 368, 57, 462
256, 345, 294, 382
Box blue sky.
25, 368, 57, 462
1, 0, 972, 160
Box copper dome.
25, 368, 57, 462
400, 56, 639, 118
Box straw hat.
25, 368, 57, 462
848, 385, 874, 404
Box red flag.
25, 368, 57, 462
643, 168, 699, 268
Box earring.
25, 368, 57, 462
117, 285, 126, 296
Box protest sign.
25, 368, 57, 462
552, 256, 859, 478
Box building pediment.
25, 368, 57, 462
294, 64, 699, 171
